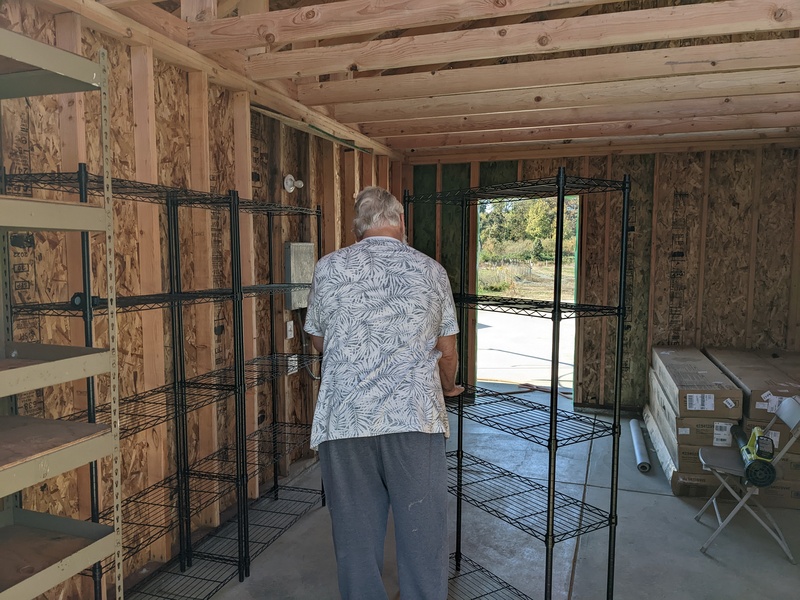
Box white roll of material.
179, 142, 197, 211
629, 419, 651, 473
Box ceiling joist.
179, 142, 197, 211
244, 0, 800, 81
187, 0, 622, 53
298, 38, 800, 106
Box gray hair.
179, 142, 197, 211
353, 186, 404, 238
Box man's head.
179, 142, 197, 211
353, 186, 405, 241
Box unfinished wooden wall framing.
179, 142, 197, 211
4, 3, 800, 596
414, 147, 800, 411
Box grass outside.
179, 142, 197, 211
478, 261, 576, 302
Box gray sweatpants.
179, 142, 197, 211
318, 432, 448, 600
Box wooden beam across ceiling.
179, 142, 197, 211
333, 67, 800, 123
361, 93, 800, 138
385, 112, 800, 150
244, 0, 800, 81
187, 0, 623, 53
298, 38, 800, 106
405, 134, 800, 164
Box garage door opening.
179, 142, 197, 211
476, 194, 579, 394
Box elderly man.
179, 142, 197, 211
304, 186, 464, 600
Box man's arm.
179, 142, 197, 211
310, 334, 324, 354
435, 334, 464, 397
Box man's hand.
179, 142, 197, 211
443, 385, 465, 397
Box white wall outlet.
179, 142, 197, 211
286, 320, 294, 340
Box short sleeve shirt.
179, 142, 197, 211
304, 236, 459, 449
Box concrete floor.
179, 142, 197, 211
211, 384, 800, 600
209, 313, 800, 599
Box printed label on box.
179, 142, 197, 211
678, 427, 690, 436
756, 402, 770, 410
768, 396, 785, 414
723, 398, 735, 409
686, 393, 715, 411
713, 422, 733, 447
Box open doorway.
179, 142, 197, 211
476, 194, 579, 393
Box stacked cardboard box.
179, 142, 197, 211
645, 347, 742, 496
703, 348, 800, 507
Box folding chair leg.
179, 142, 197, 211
699, 476, 753, 554
695, 482, 726, 523
747, 497, 797, 564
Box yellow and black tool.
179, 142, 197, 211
731, 425, 776, 487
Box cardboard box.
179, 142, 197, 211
648, 369, 736, 476
704, 347, 800, 420
643, 404, 727, 498
757, 479, 800, 509
651, 347, 743, 419
649, 368, 736, 448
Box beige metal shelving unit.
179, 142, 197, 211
0, 28, 123, 600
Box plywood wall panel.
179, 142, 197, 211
610, 154, 654, 408
701, 150, 754, 347
576, 156, 609, 406
751, 147, 798, 349
649, 153, 705, 347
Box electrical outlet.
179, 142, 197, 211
286, 320, 294, 340
288, 354, 299, 374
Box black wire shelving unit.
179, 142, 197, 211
3, 168, 324, 596
404, 167, 630, 600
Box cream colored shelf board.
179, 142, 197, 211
0, 507, 114, 600
0, 342, 111, 398
0, 195, 107, 232
0, 28, 101, 100
0, 415, 112, 498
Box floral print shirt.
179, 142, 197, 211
304, 236, 458, 449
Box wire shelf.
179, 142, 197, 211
126, 556, 238, 600
447, 452, 609, 544
245, 422, 312, 478
243, 353, 320, 389
107, 475, 178, 564
447, 385, 612, 447
448, 554, 533, 600
407, 175, 626, 206
194, 486, 322, 566
454, 293, 620, 319
239, 199, 319, 217
127, 486, 322, 600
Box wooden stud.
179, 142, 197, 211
599, 155, 612, 406
646, 156, 661, 359
342, 151, 356, 247
695, 151, 712, 347
745, 148, 763, 346
188, 69, 220, 527
573, 156, 590, 402
131, 43, 169, 563
322, 141, 343, 255
435, 163, 442, 263
788, 153, 800, 350
233, 90, 260, 499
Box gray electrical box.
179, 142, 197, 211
284, 242, 315, 310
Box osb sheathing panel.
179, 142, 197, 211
649, 153, 705, 347
751, 148, 797, 349
701, 150, 754, 347
576, 156, 609, 406
609, 155, 653, 409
